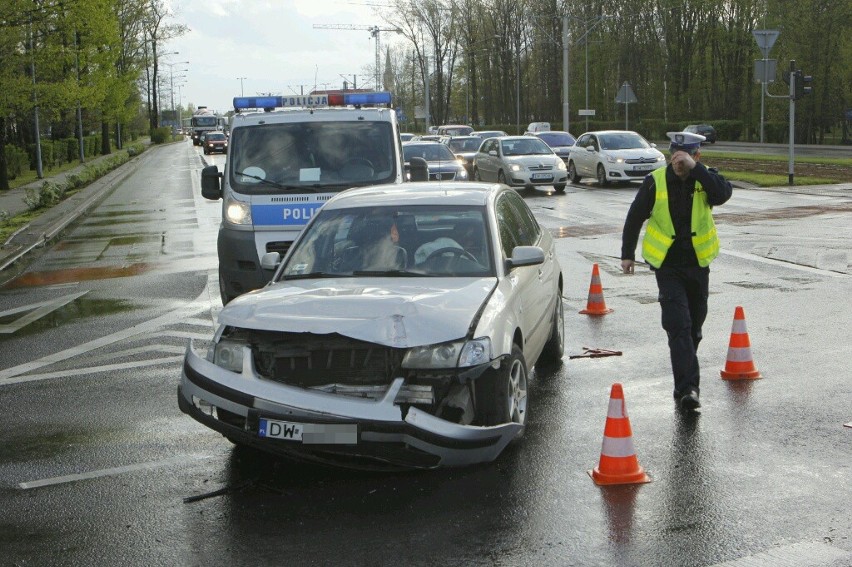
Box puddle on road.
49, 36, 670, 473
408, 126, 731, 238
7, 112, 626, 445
0, 297, 137, 338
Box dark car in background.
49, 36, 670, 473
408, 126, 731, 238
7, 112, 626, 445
403, 141, 469, 181
203, 131, 228, 155
443, 135, 484, 178
684, 124, 717, 144
528, 131, 576, 165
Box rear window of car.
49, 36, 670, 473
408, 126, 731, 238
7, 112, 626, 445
537, 132, 576, 146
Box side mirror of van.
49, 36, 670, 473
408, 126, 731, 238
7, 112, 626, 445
408, 157, 429, 182
201, 165, 222, 200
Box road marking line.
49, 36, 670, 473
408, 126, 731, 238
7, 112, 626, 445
84, 344, 186, 365
0, 291, 90, 334
0, 356, 184, 386
18, 454, 212, 490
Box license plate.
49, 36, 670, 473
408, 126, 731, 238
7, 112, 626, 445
258, 418, 357, 444
632, 165, 653, 171
531, 173, 553, 180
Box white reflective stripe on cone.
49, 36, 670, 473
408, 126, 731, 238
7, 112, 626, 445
725, 346, 754, 362
600, 435, 637, 458
607, 397, 627, 418
731, 319, 748, 333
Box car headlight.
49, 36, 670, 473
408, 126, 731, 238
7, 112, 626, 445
225, 198, 252, 225
213, 340, 246, 373
457, 167, 469, 180
556, 160, 567, 170
403, 337, 492, 369
656, 155, 665, 162
510, 164, 523, 172
606, 155, 624, 164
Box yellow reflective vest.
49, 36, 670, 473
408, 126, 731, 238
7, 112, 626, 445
641, 168, 720, 268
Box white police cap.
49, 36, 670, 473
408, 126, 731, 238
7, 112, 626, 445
666, 131, 705, 153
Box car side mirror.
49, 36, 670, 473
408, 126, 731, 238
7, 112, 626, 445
407, 157, 429, 182
585, 146, 595, 152
488, 150, 498, 157
650, 143, 658, 148
260, 252, 281, 271
201, 165, 222, 200
505, 246, 545, 271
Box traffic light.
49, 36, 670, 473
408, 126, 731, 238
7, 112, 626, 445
794, 70, 813, 100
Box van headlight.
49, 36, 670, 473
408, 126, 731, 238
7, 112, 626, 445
403, 338, 492, 369
214, 340, 246, 373
225, 198, 252, 225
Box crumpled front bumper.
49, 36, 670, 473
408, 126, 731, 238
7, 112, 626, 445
178, 341, 522, 469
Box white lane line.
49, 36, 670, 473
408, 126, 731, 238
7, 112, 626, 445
0, 291, 90, 334
720, 248, 850, 278
0, 284, 210, 383
83, 344, 186, 365
0, 356, 184, 386
19, 454, 212, 490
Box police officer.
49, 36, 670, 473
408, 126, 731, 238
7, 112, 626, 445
620, 131, 733, 411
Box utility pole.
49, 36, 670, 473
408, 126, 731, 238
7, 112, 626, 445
562, 15, 570, 134
313, 23, 400, 90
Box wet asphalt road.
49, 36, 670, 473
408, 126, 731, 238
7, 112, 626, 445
0, 141, 850, 566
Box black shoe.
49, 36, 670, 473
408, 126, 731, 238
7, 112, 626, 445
679, 390, 701, 411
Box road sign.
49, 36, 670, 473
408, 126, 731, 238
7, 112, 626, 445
578, 109, 596, 116
754, 59, 777, 84
615, 82, 637, 104
752, 30, 780, 59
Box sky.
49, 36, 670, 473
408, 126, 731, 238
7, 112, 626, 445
165, 0, 405, 115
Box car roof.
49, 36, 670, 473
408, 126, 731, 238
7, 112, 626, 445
578, 130, 640, 136
322, 182, 503, 209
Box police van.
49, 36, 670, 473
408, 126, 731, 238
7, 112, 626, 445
200, 92, 425, 304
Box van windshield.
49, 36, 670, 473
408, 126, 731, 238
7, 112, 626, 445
229, 121, 397, 194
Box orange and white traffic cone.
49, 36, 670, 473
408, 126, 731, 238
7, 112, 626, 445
589, 383, 651, 486
720, 306, 762, 380
579, 263, 613, 316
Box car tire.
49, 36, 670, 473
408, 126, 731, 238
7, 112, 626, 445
553, 183, 566, 193
596, 164, 607, 186
540, 292, 565, 365
568, 161, 580, 184
473, 167, 481, 181
497, 170, 507, 185
475, 343, 528, 427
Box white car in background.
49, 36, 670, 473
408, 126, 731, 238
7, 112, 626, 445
568, 130, 665, 186
472, 136, 568, 193
178, 182, 565, 470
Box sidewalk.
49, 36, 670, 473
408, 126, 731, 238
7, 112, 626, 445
0, 141, 155, 274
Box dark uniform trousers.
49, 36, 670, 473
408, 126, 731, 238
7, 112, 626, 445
655, 264, 710, 398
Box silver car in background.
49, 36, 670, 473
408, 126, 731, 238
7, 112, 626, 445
472, 136, 568, 193
568, 130, 666, 186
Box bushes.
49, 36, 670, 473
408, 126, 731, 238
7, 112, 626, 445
150, 127, 172, 144
4, 145, 29, 180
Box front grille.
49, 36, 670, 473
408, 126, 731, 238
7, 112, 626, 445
249, 331, 407, 387
528, 165, 554, 172
625, 157, 658, 164
429, 172, 457, 181
266, 241, 292, 256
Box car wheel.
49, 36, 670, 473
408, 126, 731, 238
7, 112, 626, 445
553, 183, 566, 193
475, 344, 528, 427
568, 161, 580, 184
596, 164, 607, 186
540, 292, 565, 364
497, 170, 507, 185
473, 167, 481, 181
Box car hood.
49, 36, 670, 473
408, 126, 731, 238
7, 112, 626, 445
426, 161, 464, 172
504, 155, 562, 166
218, 277, 498, 348
601, 148, 663, 160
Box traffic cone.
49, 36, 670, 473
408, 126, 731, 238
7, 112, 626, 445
588, 383, 651, 486
579, 263, 613, 315
720, 306, 762, 380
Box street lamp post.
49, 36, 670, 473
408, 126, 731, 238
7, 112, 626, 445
163, 60, 189, 132
577, 15, 611, 132
236, 76, 246, 96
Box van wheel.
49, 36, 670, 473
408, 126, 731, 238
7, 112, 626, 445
475, 344, 528, 426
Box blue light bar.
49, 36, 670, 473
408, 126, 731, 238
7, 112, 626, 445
233, 91, 392, 111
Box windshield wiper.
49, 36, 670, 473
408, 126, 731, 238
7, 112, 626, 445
233, 170, 316, 192
352, 269, 432, 277
279, 271, 347, 280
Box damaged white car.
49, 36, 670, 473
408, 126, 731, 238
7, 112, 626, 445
178, 182, 565, 469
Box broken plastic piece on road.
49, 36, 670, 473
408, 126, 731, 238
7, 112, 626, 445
569, 347, 623, 359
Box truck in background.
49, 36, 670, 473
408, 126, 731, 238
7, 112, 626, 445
190, 106, 225, 146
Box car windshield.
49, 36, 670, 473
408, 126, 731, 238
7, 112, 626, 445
598, 132, 650, 150
207, 133, 226, 141
500, 138, 551, 156
279, 205, 494, 279
403, 144, 456, 162
474, 131, 506, 139
447, 138, 482, 152
537, 132, 576, 146
229, 121, 396, 194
